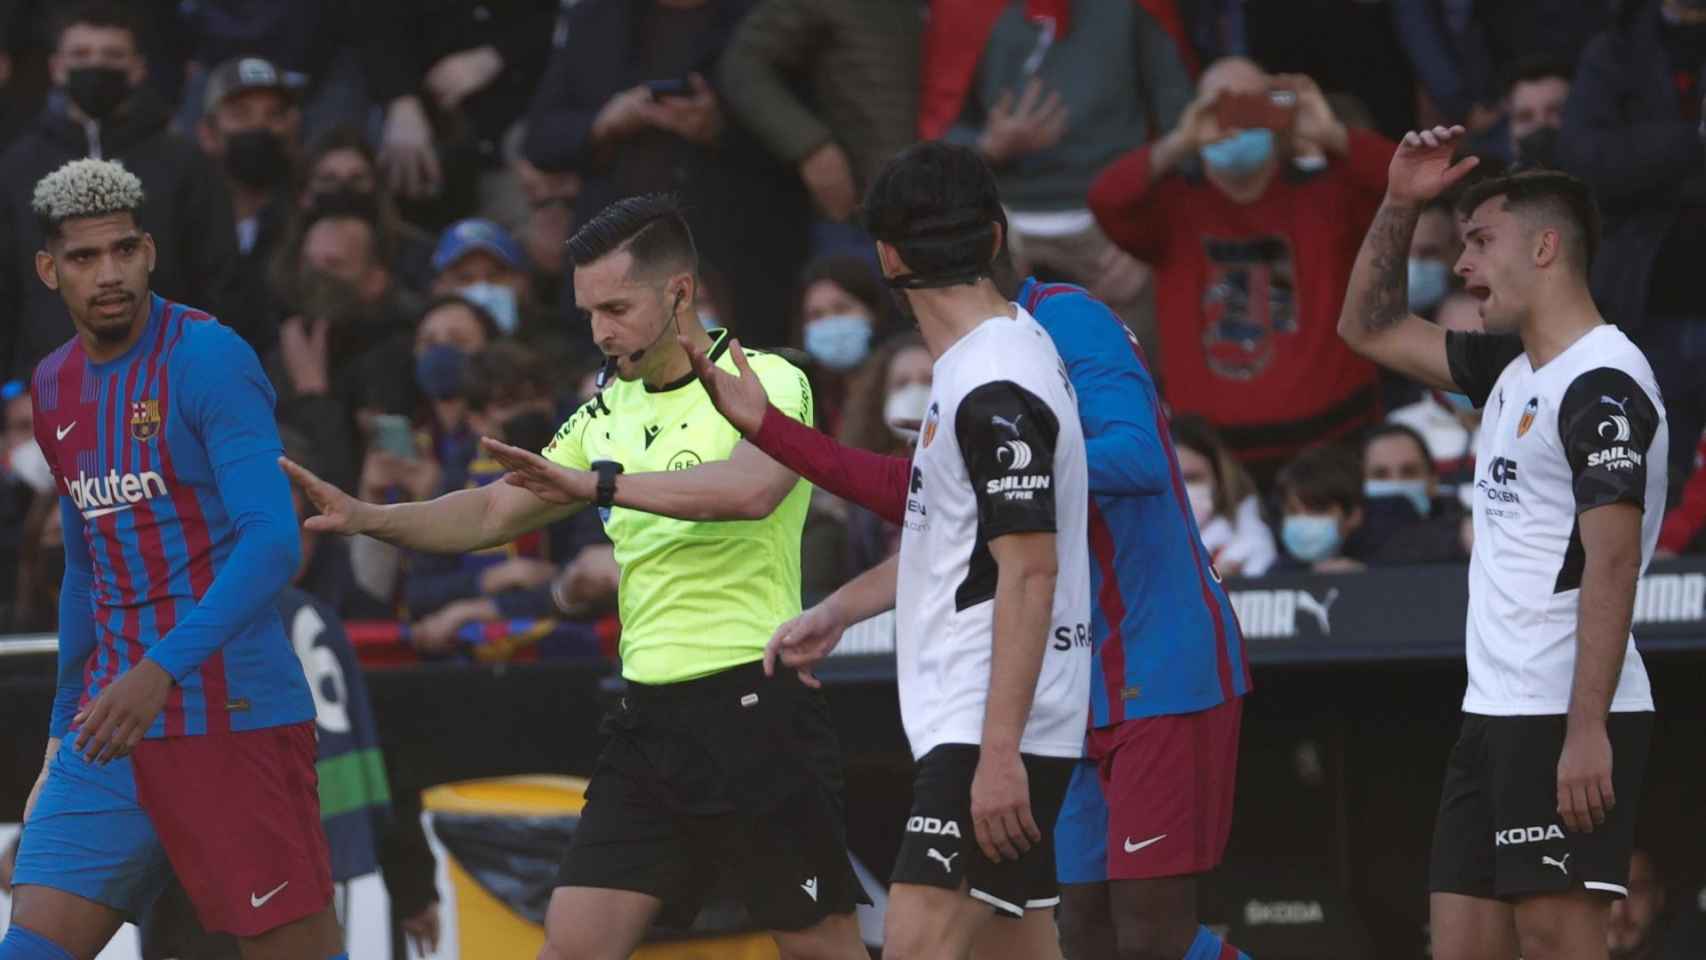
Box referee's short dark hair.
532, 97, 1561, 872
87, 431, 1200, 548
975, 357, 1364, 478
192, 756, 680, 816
566, 193, 697, 278
1276, 443, 1364, 514
1457, 169, 1601, 276
861, 141, 1005, 284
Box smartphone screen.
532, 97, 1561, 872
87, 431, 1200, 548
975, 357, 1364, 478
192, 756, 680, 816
1215, 89, 1297, 131
372, 414, 416, 459
647, 78, 692, 100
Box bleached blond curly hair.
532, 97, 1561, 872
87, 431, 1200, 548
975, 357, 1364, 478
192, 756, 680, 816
31, 158, 145, 235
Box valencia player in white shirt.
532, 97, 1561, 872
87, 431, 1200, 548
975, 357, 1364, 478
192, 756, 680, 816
1339, 127, 1665, 960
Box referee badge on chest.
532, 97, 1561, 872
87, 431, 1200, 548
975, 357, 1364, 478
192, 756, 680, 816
1516, 397, 1539, 439
130, 399, 161, 442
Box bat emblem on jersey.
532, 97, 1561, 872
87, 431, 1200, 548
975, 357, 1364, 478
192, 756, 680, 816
927, 848, 959, 873
921, 403, 940, 448
129, 399, 161, 442
1516, 397, 1539, 438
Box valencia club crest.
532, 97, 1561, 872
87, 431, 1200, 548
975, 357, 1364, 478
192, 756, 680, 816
1516, 397, 1538, 438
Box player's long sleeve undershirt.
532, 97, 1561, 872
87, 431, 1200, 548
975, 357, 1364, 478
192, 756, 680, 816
144, 451, 301, 683
751, 406, 911, 525
52, 496, 97, 739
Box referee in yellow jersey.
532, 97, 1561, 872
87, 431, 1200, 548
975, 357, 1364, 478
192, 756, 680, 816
282, 194, 868, 960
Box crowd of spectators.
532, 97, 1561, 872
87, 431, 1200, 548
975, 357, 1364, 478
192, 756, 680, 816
3, 0, 1706, 662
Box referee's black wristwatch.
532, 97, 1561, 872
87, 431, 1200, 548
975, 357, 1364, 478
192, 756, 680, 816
591, 460, 625, 508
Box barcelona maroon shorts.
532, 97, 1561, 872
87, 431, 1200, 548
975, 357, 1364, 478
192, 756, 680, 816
1087, 696, 1242, 881
131, 721, 332, 937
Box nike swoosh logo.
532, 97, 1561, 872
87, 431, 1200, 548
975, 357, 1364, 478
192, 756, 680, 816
57, 422, 75, 441
1123, 834, 1167, 854
250, 880, 289, 908
83, 504, 133, 519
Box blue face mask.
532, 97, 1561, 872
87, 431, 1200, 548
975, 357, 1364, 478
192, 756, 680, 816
803, 313, 873, 371
1407, 258, 1451, 313
1441, 391, 1478, 413
1282, 513, 1342, 563
1365, 479, 1433, 517
415, 344, 468, 400
1201, 128, 1275, 178
459, 282, 519, 336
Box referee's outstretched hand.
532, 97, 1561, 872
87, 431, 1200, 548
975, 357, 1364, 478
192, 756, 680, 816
1557, 723, 1615, 834
764, 601, 848, 689
682, 336, 769, 436
484, 437, 593, 505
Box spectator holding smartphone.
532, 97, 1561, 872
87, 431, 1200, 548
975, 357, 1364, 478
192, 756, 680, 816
1090, 58, 1396, 486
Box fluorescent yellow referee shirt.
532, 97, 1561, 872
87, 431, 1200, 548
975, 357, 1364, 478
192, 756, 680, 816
543, 331, 815, 684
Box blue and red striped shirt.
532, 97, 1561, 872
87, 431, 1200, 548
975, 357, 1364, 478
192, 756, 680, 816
33, 294, 311, 739
1019, 279, 1250, 725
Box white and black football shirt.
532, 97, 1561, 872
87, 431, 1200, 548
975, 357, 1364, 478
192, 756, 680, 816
895, 307, 1091, 760
1447, 325, 1666, 716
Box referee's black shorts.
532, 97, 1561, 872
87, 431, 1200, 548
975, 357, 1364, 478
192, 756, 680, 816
1429, 712, 1652, 901
556, 661, 865, 931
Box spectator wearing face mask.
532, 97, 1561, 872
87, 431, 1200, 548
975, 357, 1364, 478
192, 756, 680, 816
1172, 413, 1276, 578
1274, 443, 1368, 573
268, 207, 418, 493
1358, 423, 1468, 565
1090, 58, 1396, 486
0, 0, 241, 379
1388, 289, 1486, 485
197, 56, 306, 354
430, 218, 580, 370
836, 333, 933, 579
790, 253, 897, 433
411, 295, 502, 489
1562, 0, 1706, 490
400, 342, 607, 660
1502, 56, 1573, 167
282, 123, 437, 296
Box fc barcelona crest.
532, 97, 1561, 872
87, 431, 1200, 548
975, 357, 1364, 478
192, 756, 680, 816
1516, 397, 1539, 438
130, 399, 161, 442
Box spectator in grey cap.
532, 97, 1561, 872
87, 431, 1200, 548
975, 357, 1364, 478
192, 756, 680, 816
198, 56, 307, 355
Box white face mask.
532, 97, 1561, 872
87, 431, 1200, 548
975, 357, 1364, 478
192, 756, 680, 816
884, 383, 932, 442
1186, 480, 1216, 526
6, 439, 52, 494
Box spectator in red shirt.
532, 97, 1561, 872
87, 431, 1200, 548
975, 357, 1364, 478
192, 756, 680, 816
1089, 57, 1396, 484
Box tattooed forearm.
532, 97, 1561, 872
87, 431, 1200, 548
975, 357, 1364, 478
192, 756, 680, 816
1356, 201, 1422, 334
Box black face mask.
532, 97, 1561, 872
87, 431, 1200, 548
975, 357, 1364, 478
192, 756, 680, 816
298, 268, 367, 327
66, 66, 130, 120
501, 410, 557, 453
223, 129, 292, 189
1515, 127, 1562, 170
